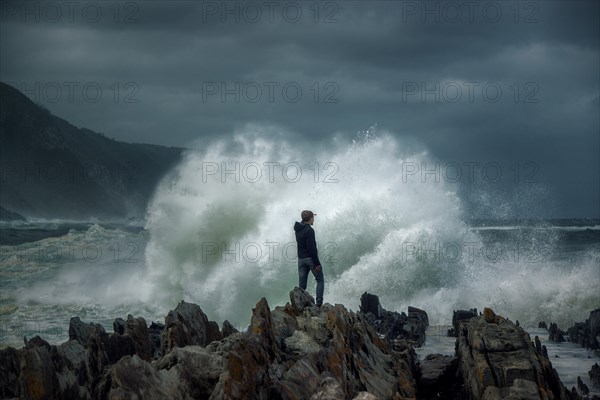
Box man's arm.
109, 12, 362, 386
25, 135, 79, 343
308, 228, 321, 268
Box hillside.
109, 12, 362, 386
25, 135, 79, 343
0, 82, 183, 220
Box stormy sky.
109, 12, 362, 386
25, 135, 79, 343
1, 1, 598, 218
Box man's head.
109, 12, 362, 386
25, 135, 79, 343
301, 210, 317, 225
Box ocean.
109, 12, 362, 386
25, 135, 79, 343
1, 134, 598, 391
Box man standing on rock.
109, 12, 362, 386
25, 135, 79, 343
294, 210, 324, 306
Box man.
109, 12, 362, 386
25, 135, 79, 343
293, 210, 324, 306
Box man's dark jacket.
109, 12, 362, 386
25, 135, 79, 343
294, 221, 321, 266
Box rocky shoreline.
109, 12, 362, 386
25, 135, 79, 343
0, 290, 598, 399
543, 309, 600, 399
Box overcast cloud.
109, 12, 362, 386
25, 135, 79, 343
1, 0, 598, 218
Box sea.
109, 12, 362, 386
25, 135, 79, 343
1, 133, 598, 392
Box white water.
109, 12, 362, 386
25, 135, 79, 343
141, 130, 599, 327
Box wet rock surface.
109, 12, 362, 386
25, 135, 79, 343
1, 292, 592, 400
590, 363, 600, 387
567, 309, 600, 350
456, 307, 577, 400
359, 292, 429, 348
416, 353, 462, 399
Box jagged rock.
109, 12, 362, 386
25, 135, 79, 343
68, 317, 106, 347
405, 306, 429, 346
271, 306, 298, 346
360, 292, 383, 318
592, 309, 600, 336
359, 292, 428, 347
277, 359, 321, 398
56, 340, 86, 369
484, 378, 543, 400
106, 354, 181, 399
483, 307, 505, 324
159, 345, 228, 398
534, 336, 542, 353
451, 308, 477, 337
160, 300, 223, 354
102, 334, 242, 399
567, 309, 600, 349
0, 346, 20, 398
148, 321, 164, 359
408, 306, 429, 327
124, 314, 152, 361
590, 363, 600, 387
222, 320, 239, 338
577, 376, 590, 395
290, 286, 316, 315
17, 336, 85, 400
224, 297, 278, 399
0, 296, 411, 399
417, 353, 460, 398
18, 337, 60, 399
456, 308, 570, 400
539, 321, 548, 330
207, 321, 222, 343
549, 322, 566, 342
247, 297, 278, 357
284, 330, 321, 355
113, 317, 126, 335
86, 329, 137, 384
319, 304, 416, 399
298, 313, 330, 347
8, 296, 588, 400
310, 375, 345, 399
352, 392, 378, 400
219, 295, 417, 399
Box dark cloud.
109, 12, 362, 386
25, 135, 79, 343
1, 0, 598, 217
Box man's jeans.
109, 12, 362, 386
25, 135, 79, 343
298, 257, 324, 306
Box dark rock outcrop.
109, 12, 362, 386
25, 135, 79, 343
567, 309, 600, 350
590, 363, 600, 387
160, 300, 223, 354
360, 292, 383, 318
449, 308, 478, 337
417, 353, 462, 399
549, 322, 566, 342
0, 346, 20, 398
221, 291, 417, 400
17, 336, 88, 399
359, 292, 429, 347
68, 316, 106, 347
123, 314, 152, 361
577, 376, 589, 395
113, 318, 126, 335
290, 286, 316, 314
222, 320, 240, 338
1, 315, 167, 399
148, 321, 164, 359
3, 296, 590, 400
1, 292, 419, 400
456, 307, 571, 399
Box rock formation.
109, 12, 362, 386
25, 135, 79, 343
0, 292, 590, 400
0, 289, 417, 399
359, 292, 429, 348
455, 307, 574, 399
567, 309, 600, 350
